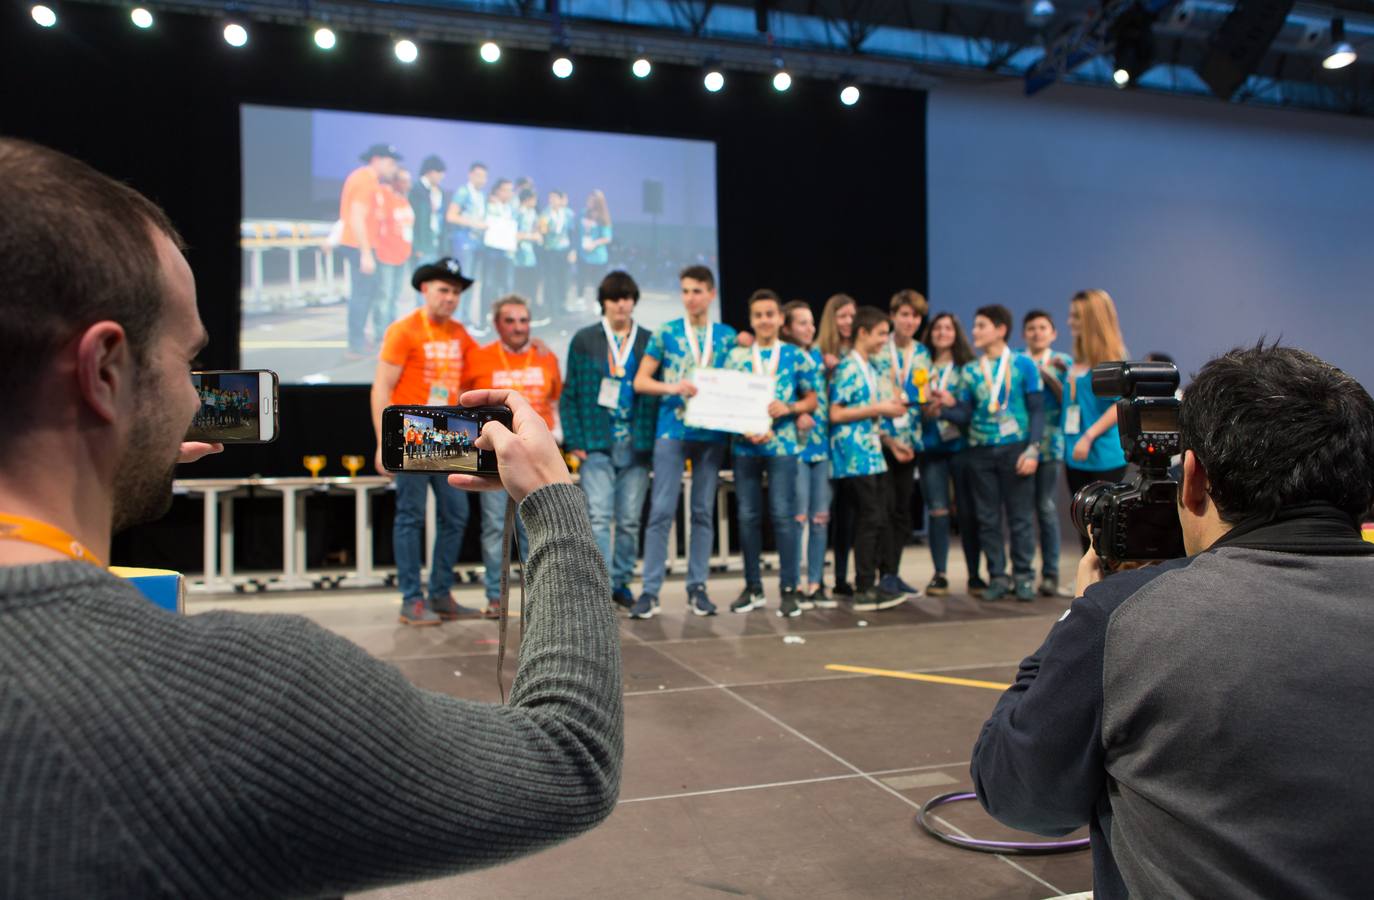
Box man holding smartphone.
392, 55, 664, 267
0, 139, 623, 896
372, 257, 481, 625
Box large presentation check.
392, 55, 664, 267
684, 368, 777, 436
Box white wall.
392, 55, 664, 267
927, 79, 1374, 389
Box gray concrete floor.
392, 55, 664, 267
190, 543, 1093, 899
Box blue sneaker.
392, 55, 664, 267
878, 574, 911, 598
612, 586, 636, 610
894, 575, 923, 597
629, 593, 658, 619
687, 585, 717, 617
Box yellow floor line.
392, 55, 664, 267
824, 664, 1011, 691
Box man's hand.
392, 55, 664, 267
571, 449, 588, 461
674, 381, 698, 398
1075, 546, 1105, 597
360, 249, 376, 275
447, 389, 572, 503
737, 332, 755, 348
375, 446, 392, 479
1015, 454, 1039, 477
890, 442, 915, 464
531, 337, 552, 357
767, 400, 790, 419
747, 433, 771, 445
1072, 435, 1092, 462
797, 413, 816, 433
178, 442, 223, 464
875, 398, 907, 419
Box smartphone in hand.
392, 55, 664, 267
381, 405, 513, 476
188, 370, 279, 443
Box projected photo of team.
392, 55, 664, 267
190, 372, 259, 441
400, 413, 482, 472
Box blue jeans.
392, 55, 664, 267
340, 245, 379, 353
641, 439, 726, 597
580, 443, 651, 591
794, 457, 832, 588
480, 488, 529, 601
733, 454, 800, 590
967, 443, 1037, 583
374, 263, 405, 338
1034, 460, 1063, 579
919, 452, 982, 579
393, 473, 470, 601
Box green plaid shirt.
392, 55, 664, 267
560, 322, 658, 453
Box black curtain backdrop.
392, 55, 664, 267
4, 6, 926, 570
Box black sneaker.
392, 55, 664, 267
967, 576, 989, 598
925, 574, 950, 597
851, 587, 909, 612
612, 586, 636, 609
796, 590, 817, 611
833, 580, 855, 598
730, 584, 766, 613
777, 589, 802, 618
810, 587, 838, 610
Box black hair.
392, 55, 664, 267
974, 304, 1013, 338
679, 265, 715, 290
923, 312, 975, 366
747, 288, 782, 312
1023, 308, 1054, 328
420, 155, 446, 176
853, 306, 890, 335
518, 188, 535, 203
597, 270, 640, 307
492, 178, 512, 192
469, 161, 487, 172
1179, 343, 1374, 523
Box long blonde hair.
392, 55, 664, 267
1071, 289, 1128, 366
817, 293, 856, 358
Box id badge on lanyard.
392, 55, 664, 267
597, 378, 621, 410
427, 385, 451, 406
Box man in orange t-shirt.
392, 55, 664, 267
371, 256, 480, 626
371, 168, 416, 335
462, 295, 563, 615
339, 143, 400, 357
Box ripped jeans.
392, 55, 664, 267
794, 456, 832, 588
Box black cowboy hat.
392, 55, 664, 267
411, 257, 475, 292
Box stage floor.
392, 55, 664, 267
190, 545, 1093, 899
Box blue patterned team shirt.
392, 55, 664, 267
961, 350, 1044, 448
723, 343, 820, 458
514, 205, 539, 268
921, 361, 970, 454
800, 347, 830, 463
645, 318, 740, 444
875, 340, 932, 451
1021, 348, 1074, 461
828, 353, 888, 478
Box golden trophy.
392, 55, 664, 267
302, 455, 327, 478
341, 455, 365, 477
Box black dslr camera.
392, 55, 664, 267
1070, 361, 1186, 564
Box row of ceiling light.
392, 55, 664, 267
26, 5, 867, 105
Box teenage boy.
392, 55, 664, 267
539, 190, 575, 311
723, 290, 820, 618
562, 271, 657, 609
964, 304, 1045, 602
631, 265, 737, 618
830, 307, 912, 612
1022, 309, 1074, 597
877, 290, 931, 599
462, 296, 563, 617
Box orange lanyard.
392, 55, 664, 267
0, 513, 104, 568
496, 343, 535, 379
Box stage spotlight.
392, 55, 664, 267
480, 40, 501, 63
840, 84, 860, 106
703, 68, 725, 92
632, 56, 652, 78
1113, 67, 1130, 86
1323, 18, 1357, 70
1025, 0, 1055, 25
223, 22, 248, 47
551, 53, 574, 78
314, 27, 336, 50
31, 5, 57, 27
130, 7, 153, 29
772, 70, 792, 92
395, 39, 418, 64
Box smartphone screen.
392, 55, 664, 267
188, 370, 279, 443
381, 405, 510, 475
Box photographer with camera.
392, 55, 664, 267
970, 344, 1374, 898
0, 139, 623, 897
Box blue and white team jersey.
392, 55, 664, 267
800, 347, 830, 464
921, 361, 970, 454
829, 352, 888, 478
961, 349, 1043, 448
645, 318, 739, 444
723, 342, 820, 457
1021, 348, 1074, 462
875, 340, 932, 451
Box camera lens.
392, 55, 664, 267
1070, 481, 1113, 539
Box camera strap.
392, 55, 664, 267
495, 494, 525, 703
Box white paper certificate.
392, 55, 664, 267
684, 368, 777, 436
483, 216, 517, 252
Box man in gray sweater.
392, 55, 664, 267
0, 138, 622, 896
972, 344, 1374, 898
